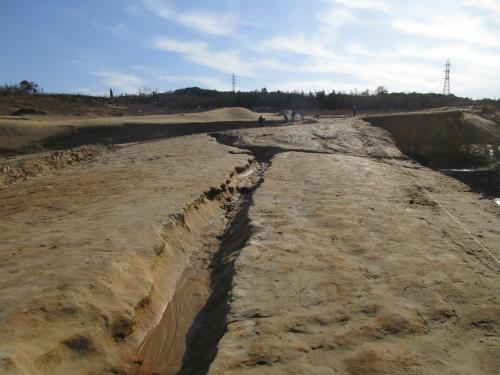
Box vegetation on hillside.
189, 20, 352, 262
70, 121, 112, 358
1, 80, 498, 113
99, 86, 500, 112
1, 80, 40, 95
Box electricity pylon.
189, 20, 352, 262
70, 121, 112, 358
443, 59, 451, 95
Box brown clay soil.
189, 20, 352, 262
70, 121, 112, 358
0, 106, 499, 375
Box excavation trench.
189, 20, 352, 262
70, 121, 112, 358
365, 112, 500, 199
131, 155, 266, 375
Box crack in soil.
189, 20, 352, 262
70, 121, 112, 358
130, 153, 266, 375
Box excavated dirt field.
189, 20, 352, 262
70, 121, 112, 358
0, 108, 499, 375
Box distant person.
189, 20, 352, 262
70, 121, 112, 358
258, 115, 266, 127
352, 105, 357, 117
283, 114, 288, 123
291, 111, 296, 122
300, 110, 305, 121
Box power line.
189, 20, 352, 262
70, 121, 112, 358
370, 135, 499, 267
443, 59, 451, 95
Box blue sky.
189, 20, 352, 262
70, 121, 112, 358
1, 0, 499, 98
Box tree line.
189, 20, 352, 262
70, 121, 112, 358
114, 86, 496, 112
0, 80, 40, 94
2, 80, 498, 112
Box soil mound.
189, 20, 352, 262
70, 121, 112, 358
11, 107, 48, 116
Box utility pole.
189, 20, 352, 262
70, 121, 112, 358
443, 59, 451, 95
232, 73, 236, 93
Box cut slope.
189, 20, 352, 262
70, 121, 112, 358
365, 109, 500, 168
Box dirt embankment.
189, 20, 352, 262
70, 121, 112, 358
365, 110, 500, 168
0, 107, 280, 155
0, 145, 111, 187
365, 109, 500, 196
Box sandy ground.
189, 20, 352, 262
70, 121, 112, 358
209, 118, 500, 374
0, 109, 499, 375
0, 135, 254, 374
0, 107, 278, 151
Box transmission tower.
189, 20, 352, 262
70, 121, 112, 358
232, 73, 236, 92
443, 59, 451, 95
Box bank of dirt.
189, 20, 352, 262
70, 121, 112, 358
365, 109, 500, 197
0, 107, 280, 155
0, 145, 111, 187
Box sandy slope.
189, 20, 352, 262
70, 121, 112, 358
0, 107, 274, 151
0, 135, 254, 375
209, 118, 500, 374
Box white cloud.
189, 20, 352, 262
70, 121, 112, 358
128, 0, 500, 97
154, 37, 255, 75
176, 10, 237, 36
90, 70, 144, 93
461, 0, 500, 25
392, 12, 500, 48
71, 87, 103, 96
260, 35, 337, 59
462, 0, 500, 18
143, 0, 238, 36
322, 0, 392, 15
317, 7, 359, 36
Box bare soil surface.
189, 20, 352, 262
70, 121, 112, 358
0, 135, 255, 375
209, 117, 500, 374
0, 108, 499, 375
0, 145, 112, 187
0, 107, 279, 154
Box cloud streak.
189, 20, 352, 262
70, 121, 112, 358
154, 37, 255, 75
392, 12, 500, 48
322, 0, 392, 15
143, 0, 239, 36
90, 69, 144, 93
